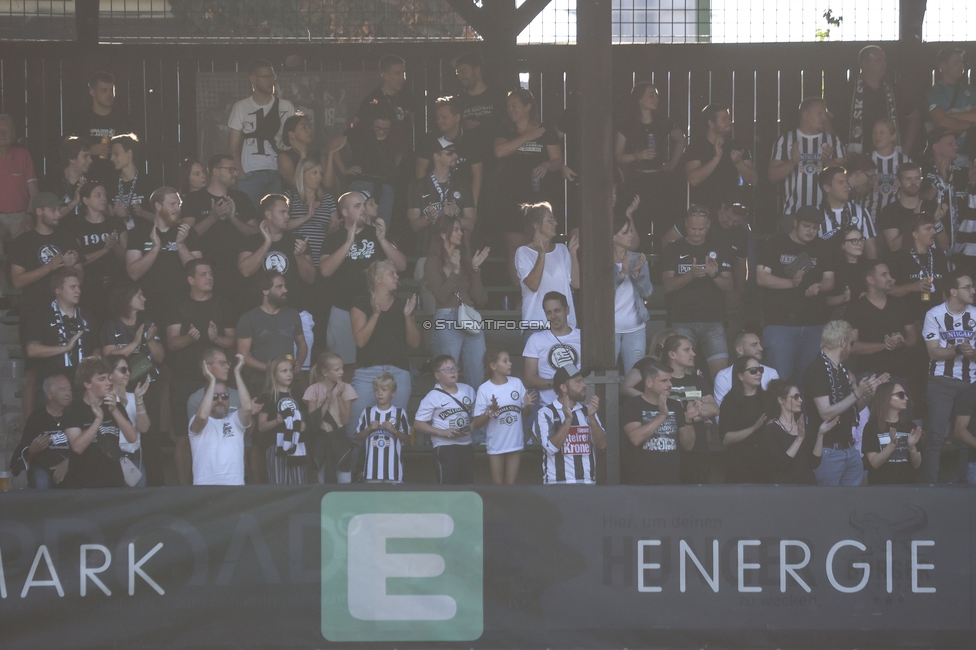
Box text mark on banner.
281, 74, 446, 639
320, 491, 483, 642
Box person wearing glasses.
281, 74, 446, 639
713, 330, 779, 408
756, 206, 836, 386
825, 226, 868, 320
189, 353, 254, 486
848, 261, 916, 383
661, 205, 735, 380
758, 380, 838, 484
719, 356, 768, 483
228, 59, 296, 207
862, 382, 922, 485
817, 166, 880, 260
804, 320, 888, 486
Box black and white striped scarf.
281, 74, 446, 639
821, 350, 858, 426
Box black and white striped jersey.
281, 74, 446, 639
537, 401, 600, 485
770, 129, 845, 214
818, 201, 877, 241
922, 302, 976, 382
358, 405, 411, 482
863, 148, 912, 217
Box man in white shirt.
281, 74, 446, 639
189, 353, 254, 485
523, 292, 581, 406
228, 59, 296, 207
713, 330, 779, 407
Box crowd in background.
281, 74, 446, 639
1, 44, 976, 488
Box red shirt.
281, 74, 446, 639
0, 147, 37, 213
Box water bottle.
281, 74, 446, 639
646, 132, 656, 169
530, 169, 541, 193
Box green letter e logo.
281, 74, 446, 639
321, 492, 483, 642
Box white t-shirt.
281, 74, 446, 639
119, 392, 142, 454
523, 328, 582, 405
514, 244, 577, 328
614, 264, 642, 333
922, 302, 976, 382
228, 95, 296, 174
475, 377, 527, 455
189, 410, 246, 486
713, 363, 779, 407
414, 382, 476, 447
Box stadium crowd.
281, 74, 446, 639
2, 46, 976, 488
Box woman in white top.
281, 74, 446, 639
106, 353, 150, 487
514, 202, 580, 342
612, 214, 653, 374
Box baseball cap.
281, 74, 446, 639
793, 205, 822, 224
433, 136, 457, 153
726, 185, 752, 214
552, 364, 583, 392
30, 192, 61, 211
358, 190, 372, 201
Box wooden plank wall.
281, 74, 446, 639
1, 40, 969, 229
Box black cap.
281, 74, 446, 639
726, 185, 752, 212
552, 364, 583, 393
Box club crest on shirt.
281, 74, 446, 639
347, 239, 376, 261
264, 251, 289, 274
547, 344, 579, 371
511, 391, 520, 400
38, 244, 62, 265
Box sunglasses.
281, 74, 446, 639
214, 393, 230, 400
745, 366, 764, 375
844, 237, 866, 245
892, 391, 907, 399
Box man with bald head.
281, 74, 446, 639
319, 191, 407, 369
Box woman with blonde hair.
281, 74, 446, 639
286, 157, 336, 262
348, 259, 420, 436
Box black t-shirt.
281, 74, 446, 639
320, 225, 388, 311
106, 172, 155, 226
861, 415, 920, 484
617, 116, 676, 175
351, 294, 410, 370
100, 313, 162, 382
828, 259, 868, 319
126, 221, 201, 319
256, 389, 307, 448
803, 356, 856, 448
9, 229, 79, 320
660, 239, 733, 323
348, 127, 402, 181
670, 372, 711, 453
24, 303, 95, 382
757, 234, 836, 327
683, 136, 751, 209
847, 296, 912, 377
887, 247, 949, 322
877, 199, 939, 251
951, 383, 976, 470
43, 172, 85, 218
718, 391, 765, 483
242, 232, 311, 312
416, 129, 483, 188
496, 121, 561, 204
62, 214, 127, 291
407, 174, 474, 255
15, 407, 72, 475
61, 400, 127, 488
619, 395, 686, 485
673, 221, 750, 261
181, 189, 256, 291
67, 107, 137, 183
169, 295, 235, 380
454, 88, 506, 158
357, 87, 414, 131
758, 421, 818, 485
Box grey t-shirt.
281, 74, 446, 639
235, 307, 302, 362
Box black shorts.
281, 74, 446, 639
436, 444, 474, 485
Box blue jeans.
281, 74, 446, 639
237, 169, 281, 208
967, 462, 976, 485
615, 327, 647, 375
349, 180, 394, 228
762, 324, 825, 387
28, 465, 55, 489
814, 446, 865, 486
348, 365, 412, 438
432, 308, 487, 388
